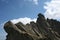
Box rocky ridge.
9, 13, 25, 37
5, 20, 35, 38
4, 13, 60, 40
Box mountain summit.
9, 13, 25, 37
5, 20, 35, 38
4, 13, 60, 40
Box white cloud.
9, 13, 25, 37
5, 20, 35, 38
44, 0, 60, 20
0, 21, 7, 40
25, 0, 38, 5
11, 17, 37, 25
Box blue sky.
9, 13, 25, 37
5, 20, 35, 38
1, 0, 59, 40
0, 0, 51, 24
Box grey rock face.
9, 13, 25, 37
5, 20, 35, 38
4, 13, 60, 40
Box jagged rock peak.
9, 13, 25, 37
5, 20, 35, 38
4, 13, 60, 40
38, 13, 45, 18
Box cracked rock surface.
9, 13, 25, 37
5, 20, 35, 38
4, 13, 60, 40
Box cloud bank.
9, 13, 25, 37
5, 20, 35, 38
11, 17, 37, 25
44, 0, 60, 20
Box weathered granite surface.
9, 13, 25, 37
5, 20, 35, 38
4, 13, 60, 40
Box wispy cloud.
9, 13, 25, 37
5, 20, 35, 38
24, 0, 38, 5
33, 0, 38, 5
44, 0, 60, 20
11, 17, 37, 25
0, 21, 7, 40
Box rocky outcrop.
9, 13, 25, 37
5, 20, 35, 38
4, 13, 60, 40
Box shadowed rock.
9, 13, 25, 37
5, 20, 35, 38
4, 13, 60, 40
